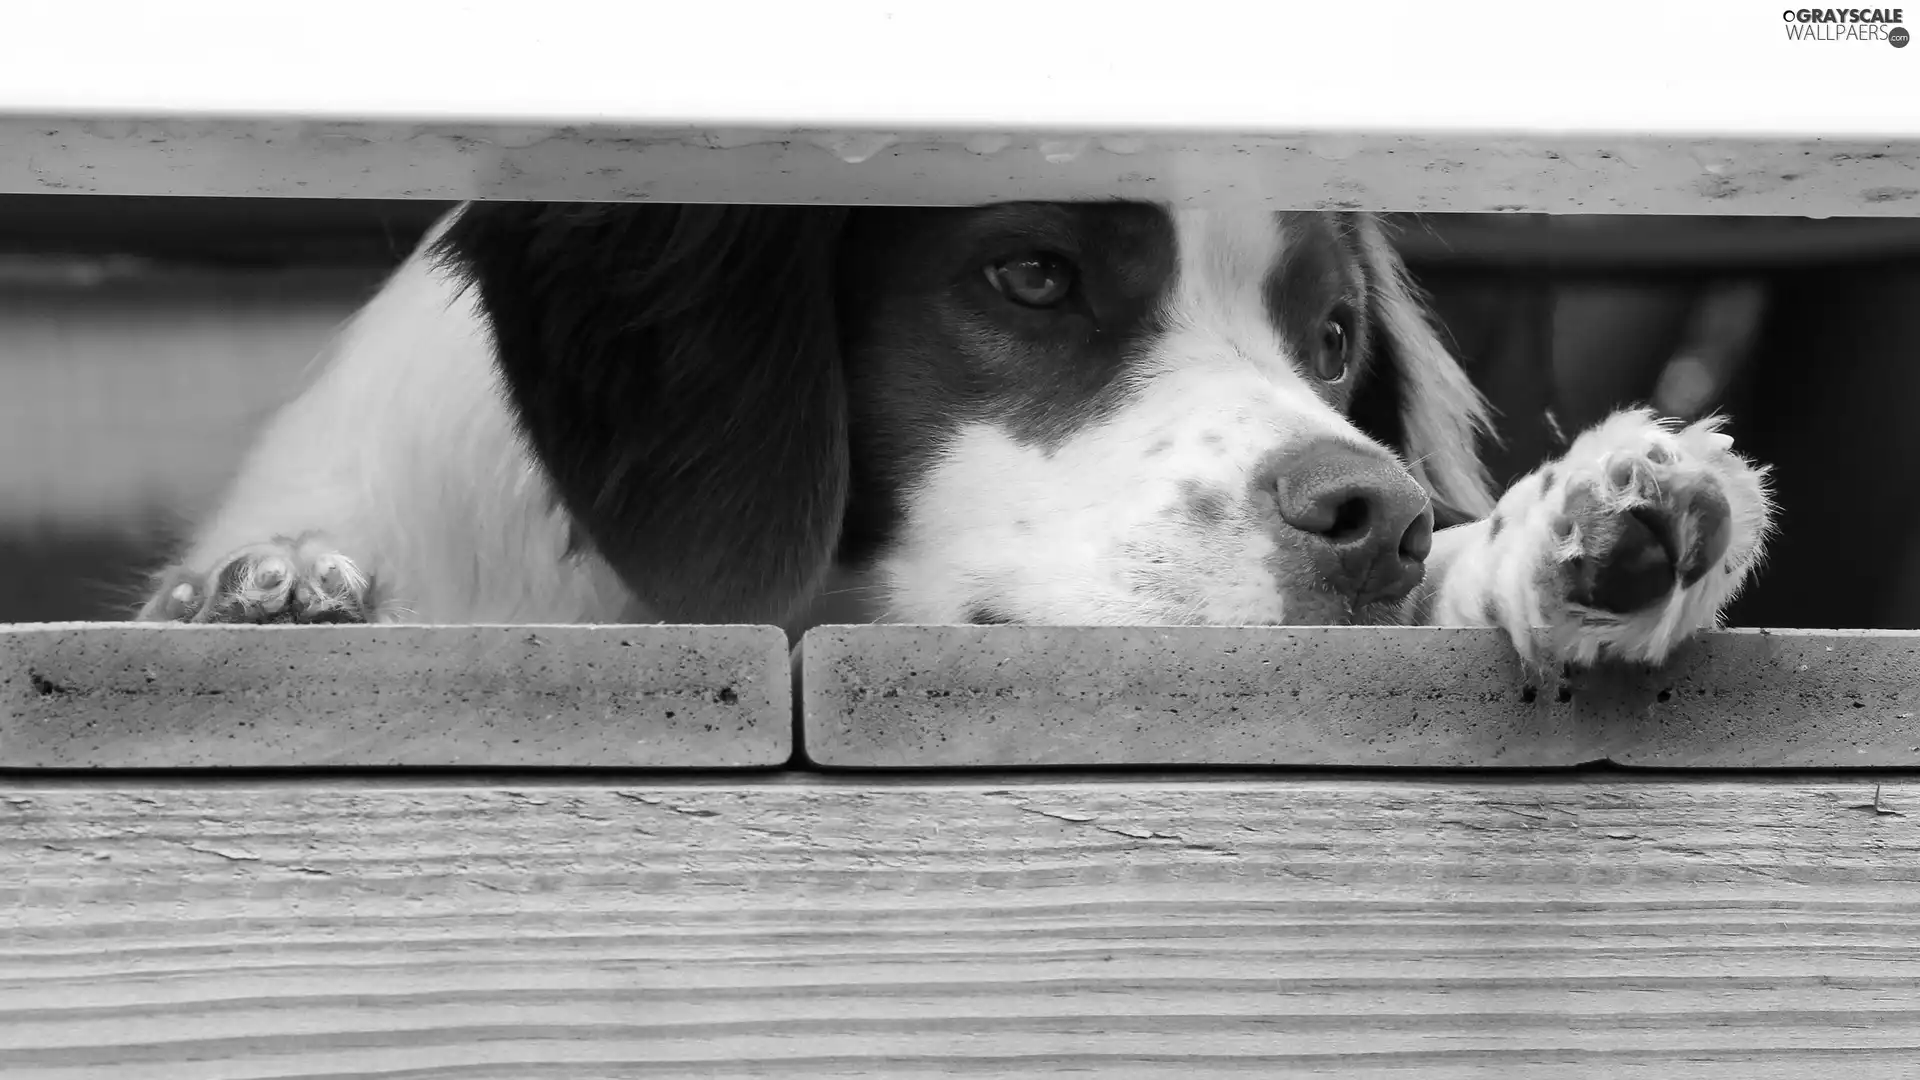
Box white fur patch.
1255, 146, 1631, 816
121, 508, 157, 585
178, 223, 637, 624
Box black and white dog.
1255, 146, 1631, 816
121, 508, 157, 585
142, 202, 1773, 668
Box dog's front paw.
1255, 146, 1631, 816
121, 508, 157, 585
138, 533, 375, 624
1497, 408, 1772, 667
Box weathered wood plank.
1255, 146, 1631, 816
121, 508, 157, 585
803, 626, 1920, 769
0, 623, 792, 767
8, 119, 1919, 216
2, 777, 1917, 1077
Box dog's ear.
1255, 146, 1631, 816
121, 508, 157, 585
1350, 215, 1498, 525
432, 202, 852, 625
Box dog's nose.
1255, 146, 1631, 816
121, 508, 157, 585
1268, 438, 1434, 608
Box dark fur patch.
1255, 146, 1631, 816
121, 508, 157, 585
1539, 467, 1558, 493
1488, 512, 1504, 539
434, 203, 852, 624
1267, 213, 1372, 411
1174, 480, 1234, 528
966, 604, 1017, 625
433, 201, 1179, 620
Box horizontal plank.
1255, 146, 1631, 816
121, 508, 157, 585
3, 777, 1919, 1077
7, 3, 1920, 214
8, 118, 1920, 215
802, 627, 1920, 769
0, 624, 791, 768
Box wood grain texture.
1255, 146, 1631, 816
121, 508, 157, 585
0, 623, 792, 768
804, 626, 1920, 769
4, 777, 1920, 1077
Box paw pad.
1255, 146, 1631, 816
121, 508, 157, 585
147, 535, 373, 624
1573, 507, 1678, 614
1542, 415, 1752, 624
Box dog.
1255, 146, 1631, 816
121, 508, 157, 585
138, 201, 1774, 669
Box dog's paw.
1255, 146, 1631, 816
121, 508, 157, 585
138, 533, 375, 624
1495, 408, 1772, 667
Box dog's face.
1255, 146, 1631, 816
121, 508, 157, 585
832, 204, 1495, 626
442, 201, 1496, 627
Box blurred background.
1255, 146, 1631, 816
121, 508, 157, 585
2, 196, 1919, 628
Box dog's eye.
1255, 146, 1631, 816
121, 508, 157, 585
1316, 315, 1352, 381
986, 253, 1076, 308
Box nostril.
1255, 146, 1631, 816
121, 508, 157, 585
1399, 507, 1435, 563
1324, 496, 1372, 543
1265, 438, 1434, 607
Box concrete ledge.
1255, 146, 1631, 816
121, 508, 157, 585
0, 623, 791, 768
801, 626, 1920, 769
1584, 629, 1920, 768
9, 623, 1913, 770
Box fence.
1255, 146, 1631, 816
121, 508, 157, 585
4, 2, 1920, 1076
